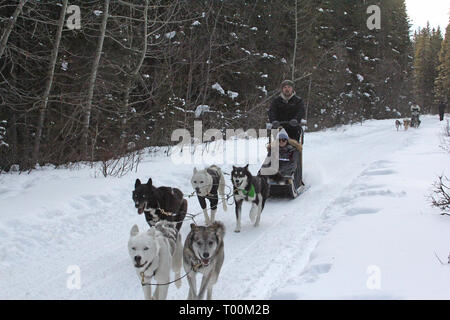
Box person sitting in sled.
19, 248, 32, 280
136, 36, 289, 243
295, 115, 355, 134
263, 128, 302, 183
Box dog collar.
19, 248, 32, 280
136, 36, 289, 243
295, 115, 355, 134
140, 261, 157, 285
239, 184, 255, 198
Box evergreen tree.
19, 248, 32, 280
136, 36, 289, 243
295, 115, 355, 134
413, 23, 442, 112
435, 23, 450, 104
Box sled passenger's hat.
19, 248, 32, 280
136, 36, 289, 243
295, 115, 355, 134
281, 79, 295, 89
277, 128, 289, 141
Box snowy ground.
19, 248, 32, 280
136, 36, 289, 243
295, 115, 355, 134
0, 115, 449, 299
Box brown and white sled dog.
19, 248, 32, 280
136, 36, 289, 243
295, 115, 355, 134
191, 165, 227, 225
128, 221, 183, 300
183, 221, 225, 300
231, 165, 269, 233
395, 120, 402, 131
403, 119, 411, 131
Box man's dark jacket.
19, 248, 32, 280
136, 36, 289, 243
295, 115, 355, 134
268, 94, 305, 141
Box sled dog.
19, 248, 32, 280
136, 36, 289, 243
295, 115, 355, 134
403, 119, 411, 131
231, 165, 269, 232
133, 178, 187, 231
183, 221, 225, 300
395, 120, 402, 131
191, 165, 227, 225
128, 221, 183, 300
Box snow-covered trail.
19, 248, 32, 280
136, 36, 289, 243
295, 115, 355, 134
0, 116, 445, 299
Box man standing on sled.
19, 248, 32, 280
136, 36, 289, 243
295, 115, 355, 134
268, 79, 305, 142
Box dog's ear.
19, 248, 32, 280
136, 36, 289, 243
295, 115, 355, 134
135, 179, 141, 188
190, 223, 197, 231
130, 224, 139, 237
211, 221, 225, 241
232, 165, 236, 170
147, 178, 152, 186
193, 167, 198, 174
244, 164, 249, 170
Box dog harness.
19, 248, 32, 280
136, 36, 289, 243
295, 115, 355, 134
239, 184, 255, 198
206, 168, 220, 196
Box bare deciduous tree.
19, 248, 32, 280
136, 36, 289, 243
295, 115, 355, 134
31, 0, 68, 166
82, 0, 110, 160
0, 0, 28, 59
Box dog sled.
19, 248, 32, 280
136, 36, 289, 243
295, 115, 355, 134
258, 121, 307, 199
411, 112, 421, 128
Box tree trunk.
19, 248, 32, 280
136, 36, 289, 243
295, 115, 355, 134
31, 0, 68, 166
0, 0, 28, 59
201, 3, 222, 105
291, 0, 298, 80
82, 0, 110, 160
121, 0, 148, 149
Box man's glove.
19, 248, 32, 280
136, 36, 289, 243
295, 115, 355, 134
289, 119, 298, 127
272, 121, 280, 129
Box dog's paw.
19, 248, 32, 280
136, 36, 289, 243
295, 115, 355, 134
175, 275, 182, 289
249, 211, 257, 224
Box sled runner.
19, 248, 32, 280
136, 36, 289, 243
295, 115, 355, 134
259, 121, 306, 199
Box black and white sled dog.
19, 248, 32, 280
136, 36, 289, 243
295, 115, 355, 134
128, 221, 183, 300
183, 221, 225, 300
191, 165, 227, 225
133, 178, 187, 231
231, 165, 269, 233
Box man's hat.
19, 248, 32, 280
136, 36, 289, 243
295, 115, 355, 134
281, 79, 295, 89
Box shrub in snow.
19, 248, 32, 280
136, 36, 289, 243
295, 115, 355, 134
430, 175, 450, 216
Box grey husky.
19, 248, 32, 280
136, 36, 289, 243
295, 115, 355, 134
128, 221, 183, 300
183, 221, 225, 300
191, 165, 227, 225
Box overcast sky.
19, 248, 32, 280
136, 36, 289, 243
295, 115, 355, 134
405, 0, 449, 33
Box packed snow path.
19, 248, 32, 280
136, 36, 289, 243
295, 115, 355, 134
1, 116, 449, 299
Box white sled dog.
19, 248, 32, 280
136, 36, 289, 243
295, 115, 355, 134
183, 221, 225, 300
191, 165, 227, 225
128, 221, 183, 300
